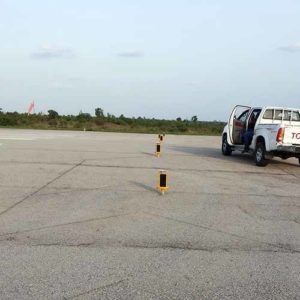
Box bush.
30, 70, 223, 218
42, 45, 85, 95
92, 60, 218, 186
48, 119, 58, 126
0, 109, 225, 135
0, 114, 17, 126
176, 123, 188, 132
95, 118, 105, 126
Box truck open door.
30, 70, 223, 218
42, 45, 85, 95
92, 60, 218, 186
228, 105, 251, 145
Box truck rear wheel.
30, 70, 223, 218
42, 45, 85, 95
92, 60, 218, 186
298, 158, 300, 165
222, 135, 232, 156
255, 142, 269, 167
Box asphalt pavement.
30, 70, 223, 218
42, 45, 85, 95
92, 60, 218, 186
0, 128, 299, 299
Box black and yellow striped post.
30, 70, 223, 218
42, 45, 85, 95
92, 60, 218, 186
155, 142, 161, 157
157, 170, 168, 195
158, 134, 164, 142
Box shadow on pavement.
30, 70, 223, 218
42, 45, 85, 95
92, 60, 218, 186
130, 181, 158, 193
168, 145, 300, 168
141, 151, 155, 157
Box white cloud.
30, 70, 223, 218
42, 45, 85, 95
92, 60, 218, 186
278, 42, 300, 53
31, 45, 75, 59
49, 81, 74, 89
117, 50, 144, 58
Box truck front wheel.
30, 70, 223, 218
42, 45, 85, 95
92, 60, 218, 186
222, 135, 232, 156
255, 142, 269, 167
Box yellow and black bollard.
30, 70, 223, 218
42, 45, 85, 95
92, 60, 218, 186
159, 134, 164, 142
155, 142, 161, 157
157, 170, 168, 195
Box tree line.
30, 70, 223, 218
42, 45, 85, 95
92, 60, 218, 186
0, 108, 225, 135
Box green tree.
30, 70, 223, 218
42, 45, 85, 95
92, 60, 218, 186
95, 107, 104, 118
77, 111, 92, 121
191, 115, 198, 122
48, 110, 59, 119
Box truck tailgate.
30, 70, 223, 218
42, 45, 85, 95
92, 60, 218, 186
283, 126, 300, 145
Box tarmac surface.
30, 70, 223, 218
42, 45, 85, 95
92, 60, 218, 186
0, 128, 299, 300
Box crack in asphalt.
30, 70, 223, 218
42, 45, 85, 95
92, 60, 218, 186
0, 184, 40, 189
0, 160, 75, 166
63, 279, 127, 300
0, 212, 131, 239
0, 160, 85, 218
1, 185, 300, 201
34, 242, 94, 248
143, 212, 300, 254
241, 214, 300, 225
0, 216, 299, 254
17, 183, 299, 200
2, 147, 144, 154
237, 205, 256, 219
2, 190, 300, 204
3, 158, 287, 178
82, 163, 298, 177
7, 240, 300, 254
0, 155, 146, 166
275, 164, 299, 179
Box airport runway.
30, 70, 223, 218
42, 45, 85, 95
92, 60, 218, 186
0, 128, 299, 299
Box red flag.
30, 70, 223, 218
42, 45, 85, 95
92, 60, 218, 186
28, 101, 35, 115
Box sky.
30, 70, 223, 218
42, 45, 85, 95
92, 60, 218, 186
0, 0, 300, 121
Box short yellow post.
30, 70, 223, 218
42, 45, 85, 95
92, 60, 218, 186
155, 143, 161, 157
157, 170, 168, 195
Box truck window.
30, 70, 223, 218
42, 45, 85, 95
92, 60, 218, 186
247, 109, 261, 129
274, 110, 283, 120
283, 110, 300, 121
291, 111, 300, 121
263, 109, 273, 119
237, 110, 249, 123
283, 110, 292, 120
251, 109, 261, 119
263, 109, 300, 121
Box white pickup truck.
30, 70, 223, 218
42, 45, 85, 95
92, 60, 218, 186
222, 105, 300, 166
